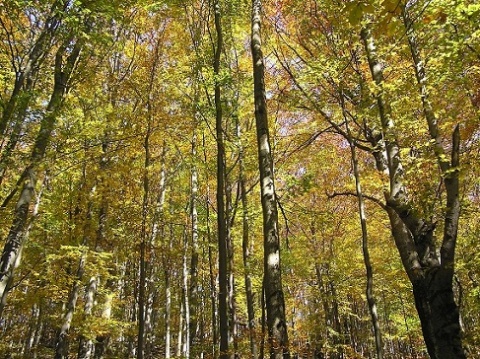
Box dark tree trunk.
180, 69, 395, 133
213, 1, 229, 358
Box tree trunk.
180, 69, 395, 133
251, 1, 289, 357
361, 22, 465, 358
345, 115, 383, 358
182, 227, 191, 358
0, 37, 82, 315
189, 128, 200, 355
225, 156, 237, 359
213, 1, 229, 357
239, 129, 257, 358
78, 277, 97, 359
94, 292, 113, 359
0, 0, 64, 138
204, 141, 218, 358
0, 96, 30, 187
23, 303, 41, 358
93, 136, 111, 359
55, 252, 86, 359
176, 290, 184, 358
401, 15, 463, 356
341, 87, 383, 356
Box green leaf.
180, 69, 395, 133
348, 4, 364, 25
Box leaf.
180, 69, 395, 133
348, 4, 364, 26
382, 0, 399, 13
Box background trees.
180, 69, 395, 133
0, 0, 479, 358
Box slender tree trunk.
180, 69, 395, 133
145, 143, 167, 359
182, 227, 191, 358
55, 252, 86, 359
23, 303, 41, 358
0, 97, 30, 187
213, 1, 229, 357
345, 115, 383, 358
238, 118, 257, 359
176, 290, 184, 358
137, 120, 152, 359
204, 139, 218, 358
251, 0, 289, 357
93, 137, 111, 359
78, 277, 97, 359
165, 268, 171, 359
28, 302, 44, 359
226, 175, 237, 358
189, 128, 200, 355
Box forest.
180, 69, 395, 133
0, 0, 479, 358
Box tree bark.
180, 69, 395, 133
182, 227, 191, 358
213, 1, 230, 358
251, 0, 289, 357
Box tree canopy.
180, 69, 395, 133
0, 0, 479, 358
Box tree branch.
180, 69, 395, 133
327, 191, 387, 211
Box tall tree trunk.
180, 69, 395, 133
147, 143, 167, 359
176, 290, 184, 358
137, 120, 152, 359
251, 1, 289, 357
226, 171, 237, 358
213, 1, 229, 357
203, 132, 218, 358
0, 37, 82, 315
182, 227, 191, 358
344, 112, 383, 358
238, 117, 257, 359
93, 136, 111, 359
0, 97, 30, 187
189, 129, 199, 355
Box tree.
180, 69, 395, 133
251, 0, 289, 357
0, 26, 84, 315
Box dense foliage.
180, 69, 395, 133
0, 0, 478, 358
